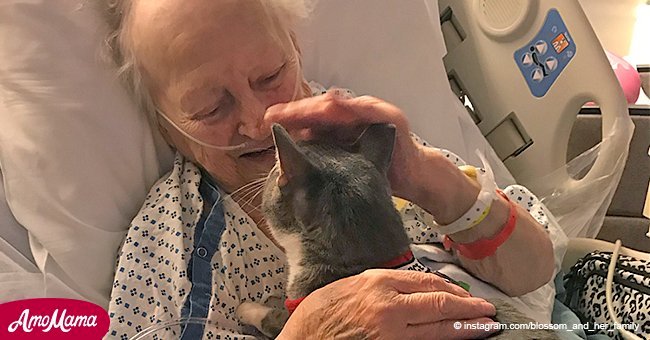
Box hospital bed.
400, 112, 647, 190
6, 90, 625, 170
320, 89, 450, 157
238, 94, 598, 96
0, 0, 647, 333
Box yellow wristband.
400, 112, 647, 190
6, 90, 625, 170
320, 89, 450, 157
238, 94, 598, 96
469, 203, 491, 227
459, 165, 479, 180
433, 164, 497, 235
459, 165, 492, 227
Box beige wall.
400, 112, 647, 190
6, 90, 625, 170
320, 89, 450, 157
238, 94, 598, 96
578, 0, 646, 57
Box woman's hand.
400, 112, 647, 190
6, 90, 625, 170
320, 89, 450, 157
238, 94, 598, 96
277, 269, 499, 339
262, 93, 479, 223
263, 94, 425, 198
264, 93, 555, 297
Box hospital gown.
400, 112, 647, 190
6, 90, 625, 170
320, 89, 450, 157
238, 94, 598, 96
107, 85, 563, 340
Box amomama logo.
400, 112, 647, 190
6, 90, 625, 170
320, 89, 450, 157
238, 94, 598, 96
0, 298, 109, 339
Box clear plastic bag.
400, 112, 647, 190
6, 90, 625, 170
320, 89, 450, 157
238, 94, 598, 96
528, 116, 635, 238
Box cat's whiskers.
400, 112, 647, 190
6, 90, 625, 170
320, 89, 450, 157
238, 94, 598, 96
242, 163, 279, 210
234, 190, 263, 209
231, 188, 261, 207
230, 167, 278, 204
242, 187, 265, 212
238, 181, 265, 207
229, 179, 266, 204
234, 182, 264, 202
237, 190, 264, 209
229, 162, 276, 232
233, 183, 267, 209
230, 177, 267, 198
248, 205, 265, 217
242, 204, 264, 217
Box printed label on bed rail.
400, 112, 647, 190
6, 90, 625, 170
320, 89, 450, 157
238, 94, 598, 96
0, 298, 109, 339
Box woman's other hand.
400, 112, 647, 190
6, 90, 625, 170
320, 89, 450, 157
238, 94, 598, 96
277, 269, 499, 339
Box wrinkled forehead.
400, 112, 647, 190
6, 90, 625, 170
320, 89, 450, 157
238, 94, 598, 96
129, 0, 292, 87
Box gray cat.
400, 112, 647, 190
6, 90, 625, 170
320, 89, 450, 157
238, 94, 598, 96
236, 124, 559, 339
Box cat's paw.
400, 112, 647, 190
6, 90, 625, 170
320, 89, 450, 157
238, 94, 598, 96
236, 302, 287, 338
260, 307, 289, 338
486, 299, 561, 340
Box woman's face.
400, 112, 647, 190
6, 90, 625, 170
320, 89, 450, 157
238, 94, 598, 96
131, 0, 309, 193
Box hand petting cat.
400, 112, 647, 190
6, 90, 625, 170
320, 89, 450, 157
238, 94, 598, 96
262, 93, 437, 206
262, 93, 555, 297
262, 92, 483, 224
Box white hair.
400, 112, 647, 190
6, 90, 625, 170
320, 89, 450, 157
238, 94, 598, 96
102, 0, 313, 127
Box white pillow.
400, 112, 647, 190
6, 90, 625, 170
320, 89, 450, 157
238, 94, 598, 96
0, 0, 172, 306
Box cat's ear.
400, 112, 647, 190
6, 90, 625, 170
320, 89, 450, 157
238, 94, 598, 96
272, 124, 312, 186
352, 124, 396, 173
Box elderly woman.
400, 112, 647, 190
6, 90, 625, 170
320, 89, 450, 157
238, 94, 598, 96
105, 0, 559, 338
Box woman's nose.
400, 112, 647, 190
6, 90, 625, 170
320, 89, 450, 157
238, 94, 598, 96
237, 96, 268, 140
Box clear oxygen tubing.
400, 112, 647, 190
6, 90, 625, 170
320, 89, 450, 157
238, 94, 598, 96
129, 317, 214, 340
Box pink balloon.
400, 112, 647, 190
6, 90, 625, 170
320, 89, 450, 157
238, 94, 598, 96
605, 50, 641, 104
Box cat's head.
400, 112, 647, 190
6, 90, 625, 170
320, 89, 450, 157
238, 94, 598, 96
261, 123, 410, 262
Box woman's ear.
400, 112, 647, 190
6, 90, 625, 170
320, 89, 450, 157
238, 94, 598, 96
156, 117, 175, 149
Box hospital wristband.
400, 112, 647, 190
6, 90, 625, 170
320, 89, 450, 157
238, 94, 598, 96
434, 165, 498, 235
460, 165, 492, 228
443, 190, 517, 260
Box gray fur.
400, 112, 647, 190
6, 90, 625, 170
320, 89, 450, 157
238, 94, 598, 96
238, 124, 560, 339
487, 299, 560, 339
259, 307, 289, 338
263, 123, 411, 299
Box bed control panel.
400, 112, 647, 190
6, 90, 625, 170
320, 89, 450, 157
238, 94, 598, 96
514, 9, 576, 98
440, 0, 632, 200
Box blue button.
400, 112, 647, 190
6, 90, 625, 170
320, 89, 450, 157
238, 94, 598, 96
196, 247, 208, 258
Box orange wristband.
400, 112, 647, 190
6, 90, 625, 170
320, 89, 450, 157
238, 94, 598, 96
443, 190, 517, 260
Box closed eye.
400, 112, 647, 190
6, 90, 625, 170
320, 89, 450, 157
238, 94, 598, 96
258, 63, 286, 87
196, 106, 221, 120
192, 92, 234, 121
